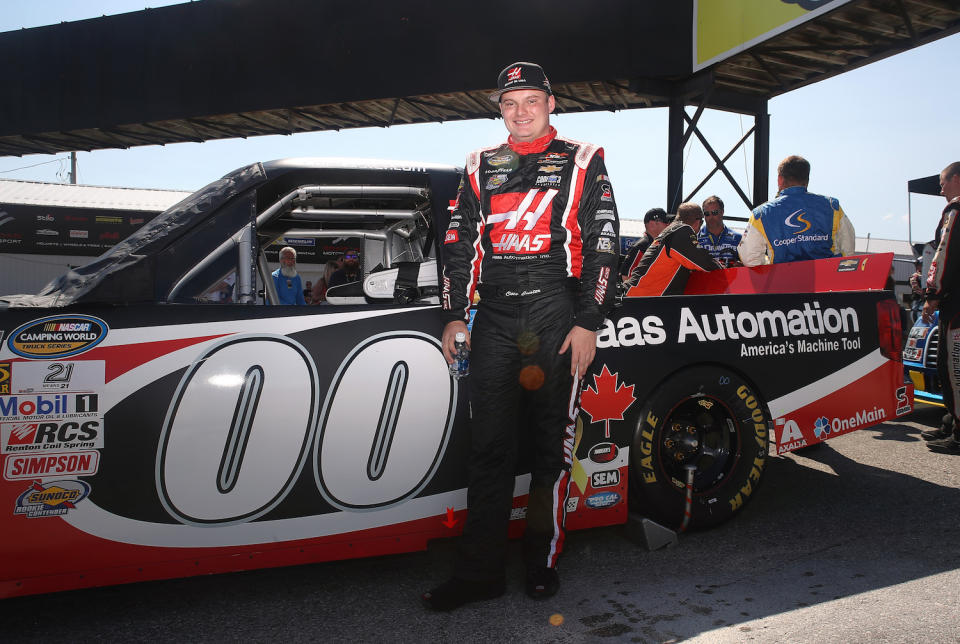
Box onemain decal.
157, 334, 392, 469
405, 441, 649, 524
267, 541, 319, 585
599, 301, 861, 358
7, 315, 108, 359
11, 360, 105, 394
4, 450, 100, 480
1, 418, 104, 454
585, 491, 621, 510
14, 479, 91, 518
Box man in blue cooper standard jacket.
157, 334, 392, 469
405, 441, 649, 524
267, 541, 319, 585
738, 155, 855, 266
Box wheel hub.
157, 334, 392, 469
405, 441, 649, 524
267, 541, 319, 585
664, 420, 701, 462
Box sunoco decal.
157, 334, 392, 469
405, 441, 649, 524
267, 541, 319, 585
0, 361, 9, 394
14, 479, 91, 517
7, 315, 108, 359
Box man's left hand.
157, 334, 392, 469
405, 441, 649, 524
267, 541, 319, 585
559, 326, 597, 378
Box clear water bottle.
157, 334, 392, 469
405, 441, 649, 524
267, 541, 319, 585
449, 332, 470, 379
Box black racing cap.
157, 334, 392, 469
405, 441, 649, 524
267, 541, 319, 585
489, 61, 552, 103
643, 208, 671, 224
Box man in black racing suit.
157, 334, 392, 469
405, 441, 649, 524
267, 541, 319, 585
422, 62, 620, 610
922, 160, 960, 455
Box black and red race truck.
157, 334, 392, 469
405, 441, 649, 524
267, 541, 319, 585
0, 159, 911, 597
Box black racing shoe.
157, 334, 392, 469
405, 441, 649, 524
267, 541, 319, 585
525, 566, 560, 600
921, 426, 954, 441
922, 413, 955, 441
421, 577, 505, 611
927, 436, 960, 455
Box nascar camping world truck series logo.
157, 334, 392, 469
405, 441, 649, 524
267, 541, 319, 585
7, 315, 108, 359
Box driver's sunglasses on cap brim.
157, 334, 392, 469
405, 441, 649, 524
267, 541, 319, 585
704, 209, 723, 216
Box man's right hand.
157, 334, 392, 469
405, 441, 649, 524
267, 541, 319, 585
442, 320, 470, 364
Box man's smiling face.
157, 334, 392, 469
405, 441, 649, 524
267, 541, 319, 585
499, 89, 554, 142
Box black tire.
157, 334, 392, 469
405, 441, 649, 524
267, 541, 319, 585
629, 365, 770, 530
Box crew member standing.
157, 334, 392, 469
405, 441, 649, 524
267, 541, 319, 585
424, 61, 620, 610
739, 155, 855, 266
922, 161, 960, 455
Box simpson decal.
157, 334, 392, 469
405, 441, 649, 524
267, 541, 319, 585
4, 450, 100, 480
7, 315, 108, 359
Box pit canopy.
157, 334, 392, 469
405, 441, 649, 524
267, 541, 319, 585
1, 0, 959, 209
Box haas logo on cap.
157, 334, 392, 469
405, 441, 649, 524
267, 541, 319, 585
507, 67, 523, 81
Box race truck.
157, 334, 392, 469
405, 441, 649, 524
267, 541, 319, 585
0, 159, 912, 598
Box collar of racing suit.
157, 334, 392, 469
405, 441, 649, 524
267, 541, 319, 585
507, 126, 557, 154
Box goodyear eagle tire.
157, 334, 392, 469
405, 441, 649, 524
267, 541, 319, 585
629, 365, 770, 530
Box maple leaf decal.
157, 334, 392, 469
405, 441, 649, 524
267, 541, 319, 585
581, 365, 636, 437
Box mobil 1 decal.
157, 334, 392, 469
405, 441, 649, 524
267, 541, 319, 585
7, 315, 108, 359
78, 318, 460, 545
603, 293, 876, 394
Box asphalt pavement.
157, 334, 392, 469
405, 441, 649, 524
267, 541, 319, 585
3, 405, 959, 643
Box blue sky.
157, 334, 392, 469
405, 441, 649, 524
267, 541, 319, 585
0, 0, 956, 243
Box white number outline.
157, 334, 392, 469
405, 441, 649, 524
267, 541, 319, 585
155, 334, 320, 526
313, 330, 456, 512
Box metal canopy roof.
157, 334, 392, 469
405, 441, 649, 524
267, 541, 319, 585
0, 178, 191, 211
0, 0, 958, 158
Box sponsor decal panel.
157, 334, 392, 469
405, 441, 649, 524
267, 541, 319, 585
585, 491, 621, 510
4, 450, 100, 480
509, 506, 527, 520
1, 418, 104, 454
565, 496, 579, 513
8, 316, 109, 359
12, 360, 104, 393
14, 479, 91, 518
